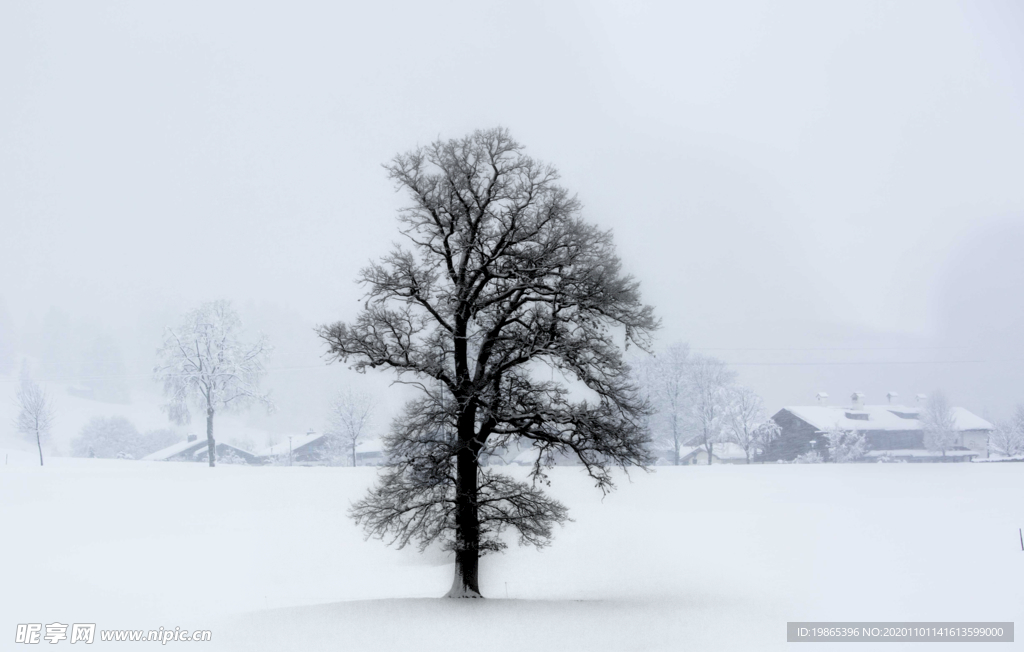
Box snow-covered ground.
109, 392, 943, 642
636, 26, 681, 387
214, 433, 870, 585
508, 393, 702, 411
1, 452, 1020, 650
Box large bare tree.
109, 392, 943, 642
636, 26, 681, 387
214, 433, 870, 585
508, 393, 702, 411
319, 128, 657, 598
155, 300, 273, 467
15, 363, 54, 467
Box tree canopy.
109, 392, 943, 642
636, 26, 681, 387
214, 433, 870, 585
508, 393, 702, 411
319, 127, 657, 597
154, 300, 273, 467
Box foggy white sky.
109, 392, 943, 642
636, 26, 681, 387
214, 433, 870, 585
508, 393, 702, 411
2, 0, 1022, 418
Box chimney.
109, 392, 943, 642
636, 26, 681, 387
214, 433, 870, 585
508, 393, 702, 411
916, 393, 928, 404
851, 392, 865, 410
187, 434, 197, 442
886, 391, 899, 404
816, 392, 829, 404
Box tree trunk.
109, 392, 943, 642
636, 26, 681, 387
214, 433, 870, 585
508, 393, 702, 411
36, 427, 43, 467
352, 442, 357, 468
707, 440, 714, 465
672, 421, 680, 466
446, 434, 482, 598
206, 407, 216, 468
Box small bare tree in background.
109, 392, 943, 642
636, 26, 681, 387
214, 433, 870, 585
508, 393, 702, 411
727, 385, 770, 464
920, 391, 959, 458
990, 404, 1024, 458
155, 300, 273, 467
686, 354, 736, 465
634, 343, 690, 464
326, 388, 375, 466
15, 362, 54, 466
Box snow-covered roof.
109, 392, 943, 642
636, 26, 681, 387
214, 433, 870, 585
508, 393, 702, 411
678, 442, 748, 461
142, 439, 206, 461
142, 438, 258, 462
780, 405, 992, 433
711, 442, 748, 460
257, 431, 325, 458
355, 440, 383, 454
508, 447, 540, 466
676, 446, 701, 460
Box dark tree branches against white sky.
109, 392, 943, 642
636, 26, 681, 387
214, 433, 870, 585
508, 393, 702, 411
319, 127, 658, 598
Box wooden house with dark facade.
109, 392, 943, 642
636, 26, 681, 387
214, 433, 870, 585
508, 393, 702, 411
768, 393, 993, 462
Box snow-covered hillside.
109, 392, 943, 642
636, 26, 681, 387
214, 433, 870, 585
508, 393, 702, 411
1, 455, 1020, 650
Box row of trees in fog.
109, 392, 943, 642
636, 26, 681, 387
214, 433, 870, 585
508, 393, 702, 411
634, 343, 779, 464
71, 417, 179, 460
152, 299, 377, 467
11, 298, 376, 467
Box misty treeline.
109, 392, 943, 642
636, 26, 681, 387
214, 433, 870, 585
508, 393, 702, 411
6, 296, 375, 467
70, 417, 178, 460
632, 343, 780, 464
151, 299, 378, 467
1, 304, 132, 403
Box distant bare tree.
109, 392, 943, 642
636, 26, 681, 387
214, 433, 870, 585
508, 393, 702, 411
634, 343, 690, 464
15, 363, 54, 466
726, 385, 770, 464
320, 128, 656, 598
685, 354, 735, 465
990, 404, 1024, 458
154, 300, 273, 467
920, 391, 958, 457
326, 388, 375, 466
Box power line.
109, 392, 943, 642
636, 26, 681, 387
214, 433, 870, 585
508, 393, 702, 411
689, 346, 970, 352
0, 364, 340, 384
724, 360, 993, 366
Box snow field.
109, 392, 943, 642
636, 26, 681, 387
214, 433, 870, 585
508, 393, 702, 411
1, 454, 1020, 650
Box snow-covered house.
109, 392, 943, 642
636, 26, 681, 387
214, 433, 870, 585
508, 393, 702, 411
505, 445, 581, 467
674, 442, 750, 465
354, 439, 385, 466
142, 434, 262, 464
257, 430, 331, 465
769, 393, 993, 462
